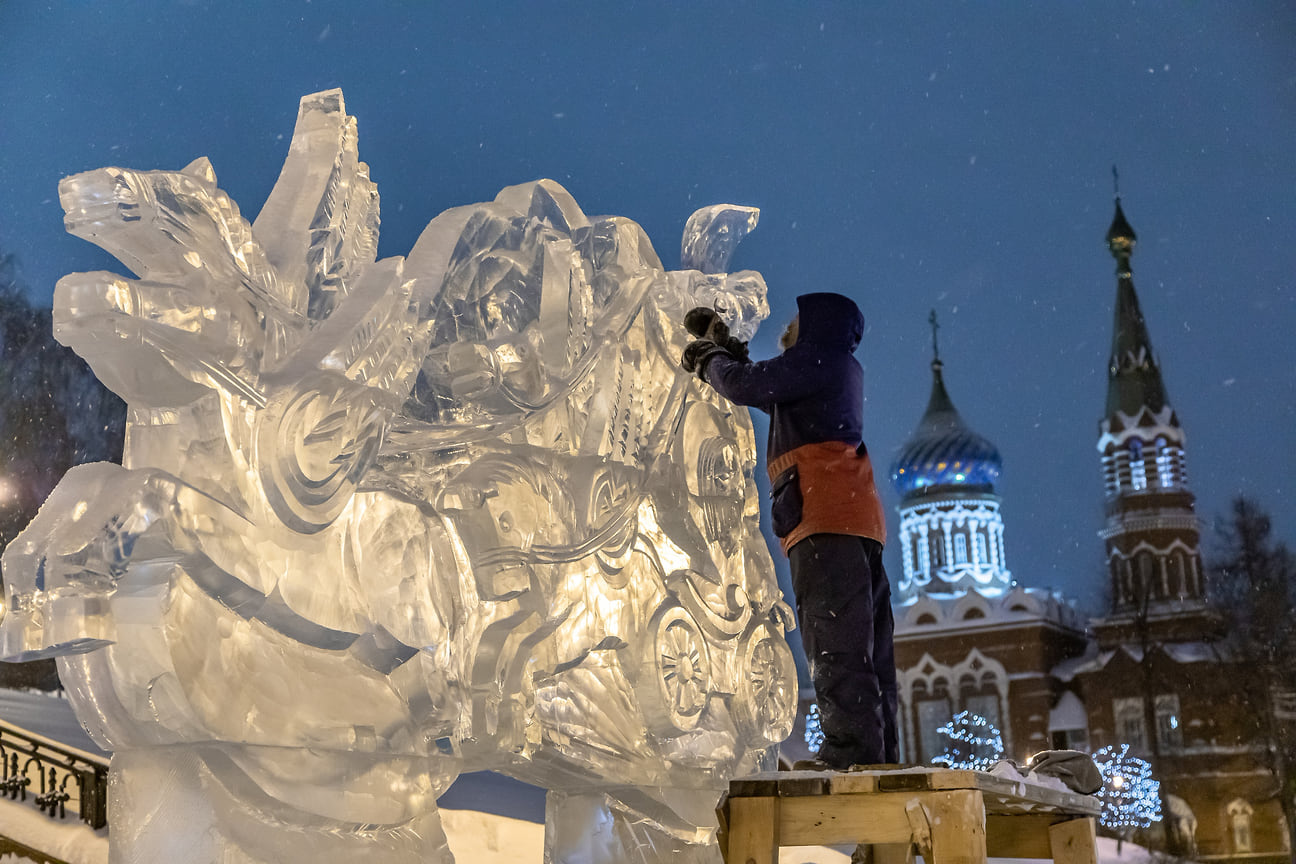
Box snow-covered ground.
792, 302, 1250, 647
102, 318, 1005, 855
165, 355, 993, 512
779, 840, 1175, 864
0, 797, 107, 864
0, 689, 1184, 863
0, 793, 1176, 864
0, 691, 104, 757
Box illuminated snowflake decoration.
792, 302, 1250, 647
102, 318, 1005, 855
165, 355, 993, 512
804, 703, 825, 753
931, 710, 1004, 770
1093, 744, 1161, 830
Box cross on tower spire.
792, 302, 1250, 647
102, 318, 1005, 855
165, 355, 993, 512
929, 308, 941, 366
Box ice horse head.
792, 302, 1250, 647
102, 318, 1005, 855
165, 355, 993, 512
0, 89, 793, 864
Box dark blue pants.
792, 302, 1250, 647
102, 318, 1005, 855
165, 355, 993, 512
789, 534, 898, 767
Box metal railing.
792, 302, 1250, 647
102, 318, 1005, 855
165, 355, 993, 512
0, 717, 108, 829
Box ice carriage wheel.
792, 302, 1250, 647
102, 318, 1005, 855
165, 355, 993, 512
636, 604, 712, 736
258, 374, 388, 533
731, 623, 797, 744
589, 469, 636, 588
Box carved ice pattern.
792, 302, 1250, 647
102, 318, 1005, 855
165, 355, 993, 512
0, 90, 795, 864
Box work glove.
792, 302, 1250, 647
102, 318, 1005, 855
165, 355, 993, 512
681, 339, 727, 381
684, 307, 750, 362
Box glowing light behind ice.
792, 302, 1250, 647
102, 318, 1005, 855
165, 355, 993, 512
0, 89, 795, 864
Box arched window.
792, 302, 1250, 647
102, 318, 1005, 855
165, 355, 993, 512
918, 535, 931, 576
1227, 799, 1253, 853
958, 674, 978, 707
963, 675, 1001, 729
1113, 697, 1146, 751
954, 533, 968, 564
1130, 439, 1147, 490
915, 613, 938, 625
1103, 452, 1120, 495
963, 607, 985, 620
931, 532, 945, 568
916, 679, 953, 764
1137, 552, 1157, 601
1156, 694, 1182, 751
1156, 436, 1174, 487
974, 532, 987, 565
1170, 552, 1186, 598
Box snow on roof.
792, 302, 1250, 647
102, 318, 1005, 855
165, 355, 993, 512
1051, 649, 1116, 682
1050, 638, 1228, 683
1049, 690, 1088, 731
1163, 641, 1226, 664
895, 584, 1086, 632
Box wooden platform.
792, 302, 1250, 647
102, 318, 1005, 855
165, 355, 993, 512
719, 766, 1100, 864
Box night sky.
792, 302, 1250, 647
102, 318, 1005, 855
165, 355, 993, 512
2, 2, 1293, 616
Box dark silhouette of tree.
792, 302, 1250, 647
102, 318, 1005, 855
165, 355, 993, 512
1210, 496, 1296, 855
0, 253, 126, 689
1125, 566, 1182, 857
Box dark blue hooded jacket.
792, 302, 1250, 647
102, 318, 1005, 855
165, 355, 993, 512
702, 293, 886, 552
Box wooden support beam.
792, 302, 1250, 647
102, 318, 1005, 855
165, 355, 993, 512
726, 795, 779, 864
777, 794, 917, 846
1048, 816, 1098, 864
926, 790, 987, 864
873, 842, 916, 864
986, 814, 1061, 859
722, 768, 1099, 864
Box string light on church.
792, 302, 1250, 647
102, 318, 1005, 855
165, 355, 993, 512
889, 312, 1011, 602
1093, 744, 1161, 830
803, 703, 825, 753
931, 711, 1004, 771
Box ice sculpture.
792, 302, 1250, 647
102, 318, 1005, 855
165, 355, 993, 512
0, 89, 793, 864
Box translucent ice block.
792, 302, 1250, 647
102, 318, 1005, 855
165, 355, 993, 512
2, 89, 794, 864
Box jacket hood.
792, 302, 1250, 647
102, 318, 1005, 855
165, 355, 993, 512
795, 292, 865, 351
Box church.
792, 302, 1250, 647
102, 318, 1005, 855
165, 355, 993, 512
791, 199, 1288, 862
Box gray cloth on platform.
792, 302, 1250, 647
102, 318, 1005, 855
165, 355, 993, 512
1026, 749, 1103, 795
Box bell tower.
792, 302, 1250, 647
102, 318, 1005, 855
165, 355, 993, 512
1093, 193, 1212, 644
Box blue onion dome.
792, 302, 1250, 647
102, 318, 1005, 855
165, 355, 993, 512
891, 359, 1002, 498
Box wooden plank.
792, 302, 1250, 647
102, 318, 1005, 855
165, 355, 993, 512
920, 769, 979, 790
877, 772, 936, 792
905, 799, 934, 863
973, 775, 1100, 815
775, 767, 1097, 815
847, 767, 1097, 815
927, 790, 987, 864
984, 814, 1060, 859
778, 776, 831, 796
777, 794, 917, 846
725, 766, 1098, 864
725, 796, 779, 864
730, 776, 782, 797
874, 842, 916, 864
1049, 817, 1098, 864
827, 773, 879, 795
730, 771, 830, 797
